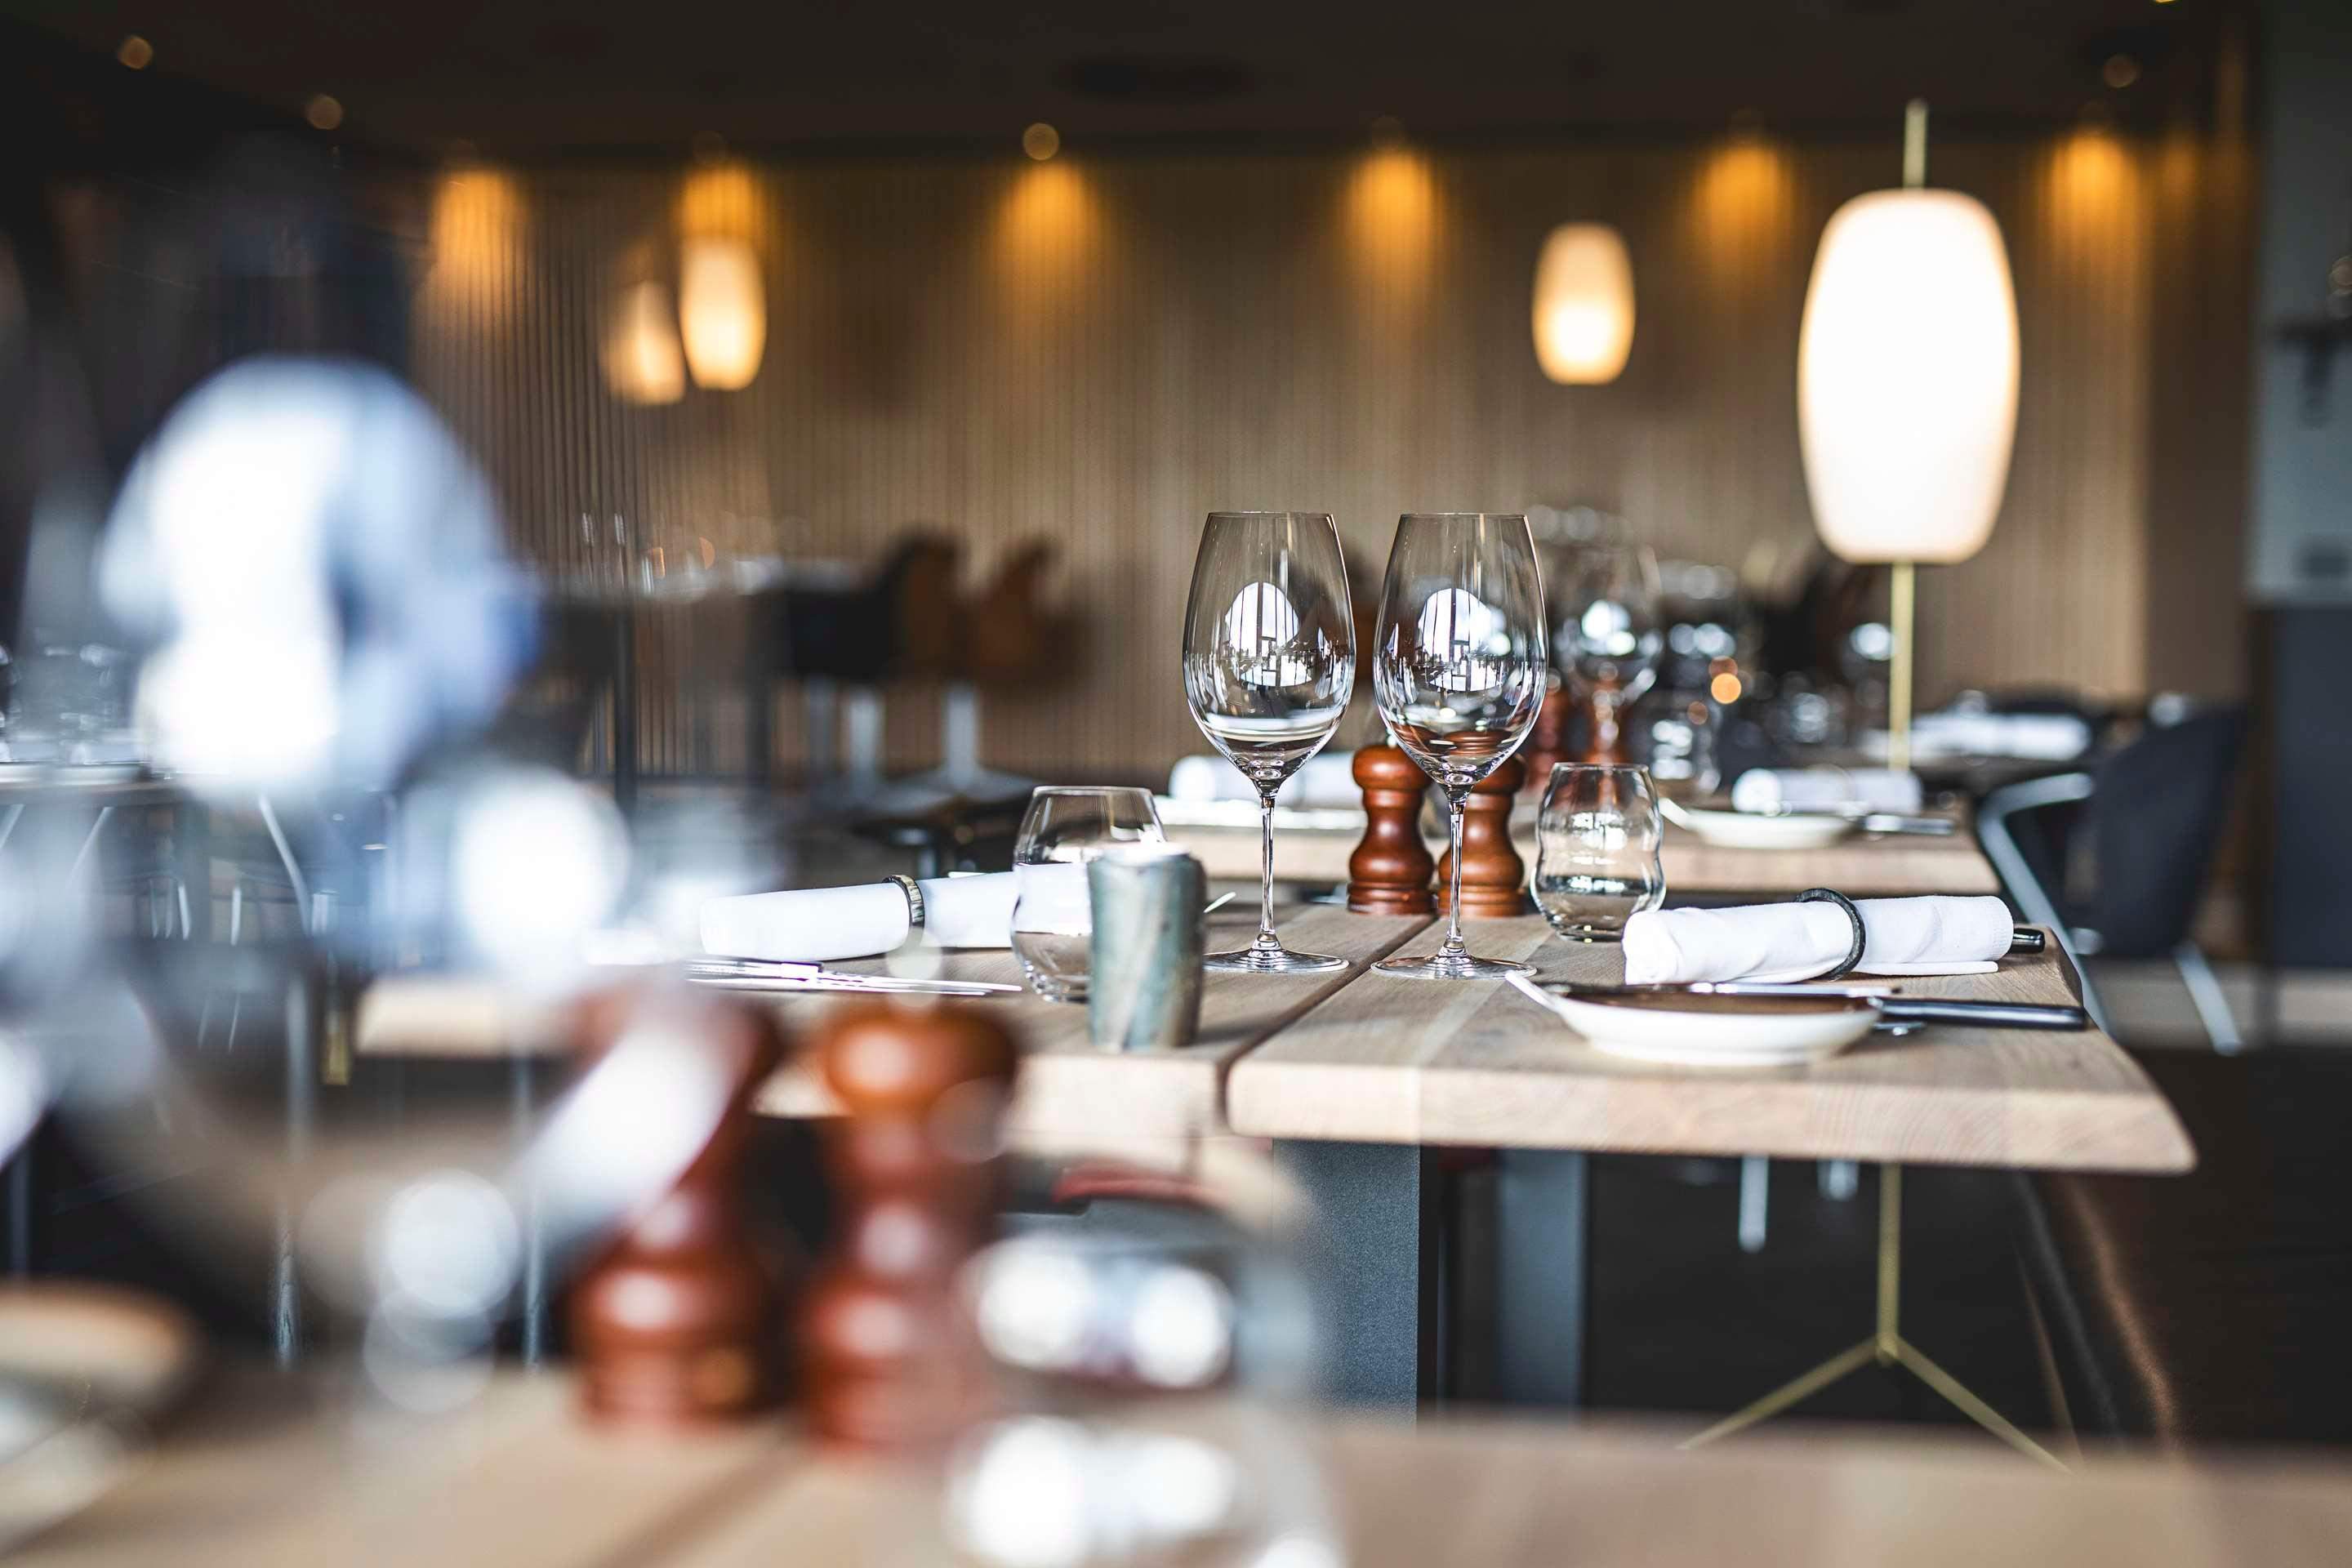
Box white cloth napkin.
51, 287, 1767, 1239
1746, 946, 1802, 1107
699, 866, 1083, 961
1167, 751, 1360, 808
1621, 896, 2014, 985
1728, 767, 1922, 816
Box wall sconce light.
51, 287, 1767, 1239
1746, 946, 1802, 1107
605, 279, 686, 405
679, 236, 766, 390
1531, 222, 1637, 384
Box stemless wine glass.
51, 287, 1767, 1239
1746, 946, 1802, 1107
1553, 541, 1663, 765
1181, 512, 1356, 974
1533, 763, 1665, 941
1010, 786, 1166, 1002
1372, 513, 1548, 979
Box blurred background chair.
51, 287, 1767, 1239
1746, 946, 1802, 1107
1979, 702, 2248, 1049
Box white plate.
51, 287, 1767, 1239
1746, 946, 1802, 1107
1671, 805, 1851, 852
1508, 975, 1878, 1067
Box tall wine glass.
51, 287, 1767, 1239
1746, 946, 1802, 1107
1182, 511, 1356, 973
1553, 541, 1662, 765
1372, 513, 1548, 979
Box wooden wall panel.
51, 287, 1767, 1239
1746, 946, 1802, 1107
401, 131, 2247, 781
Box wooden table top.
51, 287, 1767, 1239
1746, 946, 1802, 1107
1165, 815, 2001, 897
20, 1368, 2352, 1567
1225, 917, 2192, 1172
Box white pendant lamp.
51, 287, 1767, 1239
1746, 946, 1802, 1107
1531, 222, 1636, 384
679, 236, 766, 390
604, 279, 686, 406
1797, 100, 2018, 770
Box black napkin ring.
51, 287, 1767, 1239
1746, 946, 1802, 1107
1797, 887, 1865, 979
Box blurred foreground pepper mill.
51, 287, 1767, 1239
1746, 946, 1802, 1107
571, 991, 789, 1425
802, 1002, 1018, 1453
1347, 743, 1436, 915
1437, 756, 1531, 917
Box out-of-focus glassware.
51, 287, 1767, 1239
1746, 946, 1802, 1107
1180, 512, 1355, 975
1533, 763, 1665, 941
1554, 541, 1663, 766
1010, 786, 1165, 1002
1371, 513, 1548, 980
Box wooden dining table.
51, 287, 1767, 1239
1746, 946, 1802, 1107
14, 1365, 2350, 1567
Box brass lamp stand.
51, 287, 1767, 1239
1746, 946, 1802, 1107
1678, 1164, 2066, 1471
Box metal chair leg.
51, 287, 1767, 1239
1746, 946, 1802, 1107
1737, 1156, 1769, 1254
2174, 942, 2243, 1054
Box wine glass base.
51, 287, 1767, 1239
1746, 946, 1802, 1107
1373, 952, 1535, 981
1203, 947, 1349, 975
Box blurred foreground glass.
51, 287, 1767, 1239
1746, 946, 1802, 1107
1554, 541, 1662, 767
1372, 514, 1547, 979
1011, 787, 1165, 1002
1534, 764, 1665, 942
1181, 512, 1355, 974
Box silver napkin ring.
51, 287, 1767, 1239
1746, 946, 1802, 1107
884, 873, 927, 931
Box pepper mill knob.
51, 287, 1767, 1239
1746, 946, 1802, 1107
802, 1002, 1018, 1454
1437, 756, 1531, 917
1348, 742, 1437, 915
570, 991, 790, 1426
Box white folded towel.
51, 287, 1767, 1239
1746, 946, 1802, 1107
1168, 751, 1361, 808
1728, 767, 1922, 817
700, 866, 1084, 961
1621, 895, 2014, 985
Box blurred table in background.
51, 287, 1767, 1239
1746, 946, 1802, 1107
16, 1365, 2352, 1566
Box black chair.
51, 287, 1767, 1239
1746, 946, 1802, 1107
1977, 703, 2247, 1049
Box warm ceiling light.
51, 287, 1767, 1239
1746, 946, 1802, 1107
117, 34, 153, 69
1530, 222, 1636, 385
679, 237, 766, 390
2102, 54, 2141, 88
604, 280, 685, 406
1022, 122, 1061, 161
305, 94, 344, 131
1799, 188, 2018, 566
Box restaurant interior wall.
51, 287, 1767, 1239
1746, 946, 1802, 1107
395, 131, 2255, 781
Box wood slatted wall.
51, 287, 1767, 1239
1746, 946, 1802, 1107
400, 129, 2247, 780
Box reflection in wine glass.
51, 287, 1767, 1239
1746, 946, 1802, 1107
1182, 513, 1355, 974
1371, 514, 1547, 980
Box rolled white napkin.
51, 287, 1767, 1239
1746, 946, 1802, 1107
1621, 895, 2014, 985
700, 866, 1084, 961
1729, 767, 1922, 817
1167, 751, 1360, 808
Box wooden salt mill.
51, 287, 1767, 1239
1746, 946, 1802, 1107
1348, 743, 1437, 915
571, 991, 789, 1425
1436, 755, 1531, 917
1518, 683, 1574, 792
802, 1002, 1018, 1454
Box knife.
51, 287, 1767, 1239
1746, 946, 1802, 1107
1540, 981, 2088, 1031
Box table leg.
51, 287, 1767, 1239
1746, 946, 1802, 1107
512, 1055, 548, 1368
1274, 1141, 1441, 1409
274, 980, 313, 1365
1493, 1150, 1588, 1409
176, 800, 211, 942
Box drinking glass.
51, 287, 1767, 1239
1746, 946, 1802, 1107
1010, 786, 1165, 1002
1181, 512, 1356, 974
1533, 763, 1665, 941
1371, 513, 1548, 979
1554, 541, 1663, 764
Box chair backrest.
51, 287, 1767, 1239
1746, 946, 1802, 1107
2083, 705, 2247, 958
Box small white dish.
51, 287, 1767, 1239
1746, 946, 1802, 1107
1668, 804, 1852, 852
1508, 974, 1878, 1067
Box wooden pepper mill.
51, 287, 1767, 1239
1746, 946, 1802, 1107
1518, 684, 1573, 792
570, 991, 790, 1425
1348, 743, 1437, 915
801, 1001, 1018, 1454
1436, 755, 1531, 917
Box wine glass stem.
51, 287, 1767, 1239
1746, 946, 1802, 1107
1442, 795, 1468, 956
1255, 790, 1281, 953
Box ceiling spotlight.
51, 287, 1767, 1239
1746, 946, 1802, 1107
116, 34, 153, 69
305, 93, 345, 131
1022, 122, 1061, 161
2102, 54, 2141, 88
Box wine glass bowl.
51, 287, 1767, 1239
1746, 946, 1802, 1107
1552, 541, 1663, 765
1181, 512, 1356, 974
1010, 786, 1165, 1002
1370, 513, 1548, 980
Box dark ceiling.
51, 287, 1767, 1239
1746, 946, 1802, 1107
2, 0, 2238, 160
